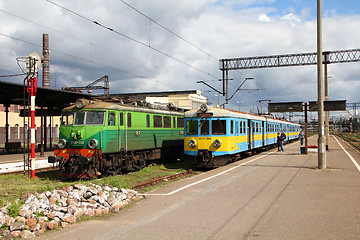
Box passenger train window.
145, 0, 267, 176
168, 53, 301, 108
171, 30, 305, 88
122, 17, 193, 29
173, 117, 176, 128
200, 120, 209, 135
154, 115, 162, 128
146, 115, 150, 127
119, 113, 124, 126
230, 120, 234, 135
212, 119, 226, 135
164, 116, 171, 128
186, 120, 198, 135
177, 117, 184, 128
127, 113, 132, 127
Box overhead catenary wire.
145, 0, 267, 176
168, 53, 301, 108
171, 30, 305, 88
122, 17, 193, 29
44, 0, 218, 80
119, 0, 218, 60
0, 32, 146, 79
0, 8, 193, 84
0, 73, 26, 77
0, 32, 189, 91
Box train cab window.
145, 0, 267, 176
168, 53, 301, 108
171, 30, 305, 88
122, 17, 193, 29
200, 120, 209, 135
186, 120, 198, 135
108, 112, 116, 126
164, 116, 171, 128
61, 112, 74, 126
86, 111, 105, 125
119, 113, 124, 126
154, 115, 162, 128
146, 115, 150, 127
127, 113, 132, 127
177, 117, 184, 128
74, 112, 85, 125
212, 119, 226, 135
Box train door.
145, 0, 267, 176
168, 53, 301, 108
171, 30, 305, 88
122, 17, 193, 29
247, 119, 251, 150
248, 119, 255, 149
105, 111, 119, 152
262, 121, 265, 147
118, 112, 125, 151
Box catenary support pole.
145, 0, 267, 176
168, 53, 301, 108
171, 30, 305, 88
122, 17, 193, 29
317, 0, 326, 169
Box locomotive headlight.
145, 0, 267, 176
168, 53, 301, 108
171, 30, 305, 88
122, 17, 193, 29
58, 139, 67, 149
88, 139, 98, 149
213, 139, 222, 148
200, 104, 208, 112
188, 139, 196, 148
75, 99, 86, 109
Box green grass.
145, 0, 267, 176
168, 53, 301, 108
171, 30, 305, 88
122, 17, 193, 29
0, 161, 196, 208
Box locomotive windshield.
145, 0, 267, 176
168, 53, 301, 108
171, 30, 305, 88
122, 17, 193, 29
186, 120, 198, 135
61, 112, 74, 126
61, 111, 105, 126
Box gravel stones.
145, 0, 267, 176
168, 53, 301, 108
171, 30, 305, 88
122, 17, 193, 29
0, 183, 143, 238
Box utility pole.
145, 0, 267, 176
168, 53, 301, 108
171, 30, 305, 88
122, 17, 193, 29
317, 0, 326, 169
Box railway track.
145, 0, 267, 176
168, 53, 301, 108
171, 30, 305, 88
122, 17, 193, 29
133, 169, 193, 191
340, 136, 360, 151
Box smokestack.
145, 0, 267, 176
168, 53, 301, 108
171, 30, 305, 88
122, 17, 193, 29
42, 34, 50, 88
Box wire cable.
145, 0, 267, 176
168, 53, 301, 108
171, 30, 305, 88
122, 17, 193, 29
0, 32, 146, 79
0, 32, 190, 90
0, 73, 26, 77
119, 0, 218, 60
45, 0, 218, 80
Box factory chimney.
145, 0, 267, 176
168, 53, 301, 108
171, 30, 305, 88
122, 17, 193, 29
42, 34, 50, 88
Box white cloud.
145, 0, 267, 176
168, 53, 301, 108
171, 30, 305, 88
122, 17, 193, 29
259, 14, 271, 22
281, 13, 301, 26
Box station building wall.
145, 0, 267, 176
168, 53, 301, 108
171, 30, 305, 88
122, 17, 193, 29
0, 104, 60, 146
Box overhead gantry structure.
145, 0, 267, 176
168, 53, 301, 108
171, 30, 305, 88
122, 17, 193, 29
219, 48, 360, 153
219, 48, 360, 70
62, 75, 110, 97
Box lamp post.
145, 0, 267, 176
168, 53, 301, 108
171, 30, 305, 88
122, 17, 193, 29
324, 74, 333, 151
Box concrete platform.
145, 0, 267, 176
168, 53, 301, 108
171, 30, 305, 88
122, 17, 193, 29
0, 151, 56, 173
35, 135, 360, 240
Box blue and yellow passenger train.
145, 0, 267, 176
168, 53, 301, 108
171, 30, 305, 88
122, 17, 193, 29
184, 104, 301, 168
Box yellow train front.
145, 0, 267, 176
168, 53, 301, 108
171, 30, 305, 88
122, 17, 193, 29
184, 104, 301, 168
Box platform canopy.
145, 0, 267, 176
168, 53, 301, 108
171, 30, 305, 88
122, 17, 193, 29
0, 80, 92, 115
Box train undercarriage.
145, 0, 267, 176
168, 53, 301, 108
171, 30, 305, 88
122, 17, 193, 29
49, 146, 182, 179
189, 141, 295, 169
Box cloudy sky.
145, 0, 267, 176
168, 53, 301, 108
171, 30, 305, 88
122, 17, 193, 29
0, 0, 359, 115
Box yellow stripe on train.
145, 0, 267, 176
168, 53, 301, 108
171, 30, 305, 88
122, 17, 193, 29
184, 135, 248, 152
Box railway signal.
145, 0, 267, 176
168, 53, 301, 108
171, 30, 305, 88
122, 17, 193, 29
26, 52, 41, 179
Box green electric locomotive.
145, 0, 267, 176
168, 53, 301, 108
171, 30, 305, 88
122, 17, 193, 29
48, 99, 184, 178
